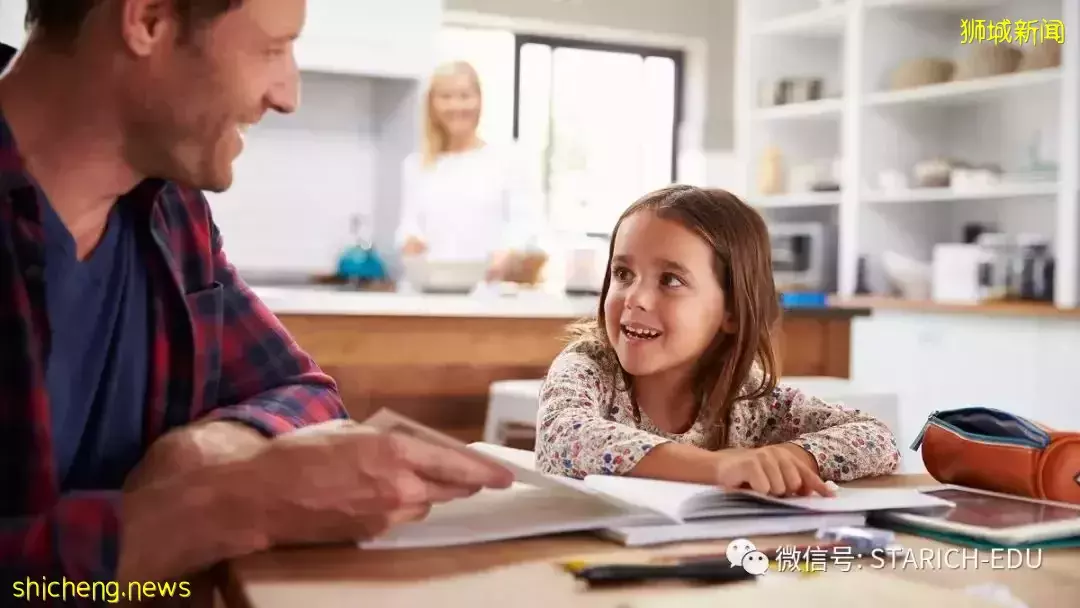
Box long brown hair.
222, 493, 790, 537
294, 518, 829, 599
567, 185, 782, 440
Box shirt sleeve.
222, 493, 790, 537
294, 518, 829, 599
0, 492, 121, 582
394, 154, 425, 249
535, 349, 669, 479
757, 385, 901, 482
199, 218, 348, 436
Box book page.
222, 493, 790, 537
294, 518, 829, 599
363, 409, 572, 492
582, 475, 956, 518
359, 482, 657, 549
582, 476, 732, 521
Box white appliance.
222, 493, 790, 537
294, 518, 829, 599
768, 222, 835, 292
564, 233, 609, 295
931, 244, 983, 304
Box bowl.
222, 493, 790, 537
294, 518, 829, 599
401, 257, 489, 293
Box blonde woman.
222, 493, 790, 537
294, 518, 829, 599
396, 60, 545, 282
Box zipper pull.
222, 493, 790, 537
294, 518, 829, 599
910, 411, 940, 451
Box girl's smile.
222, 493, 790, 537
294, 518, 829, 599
603, 210, 728, 379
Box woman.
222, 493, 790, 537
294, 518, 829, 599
396, 60, 545, 282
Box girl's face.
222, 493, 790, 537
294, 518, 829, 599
430, 72, 481, 140
603, 211, 730, 380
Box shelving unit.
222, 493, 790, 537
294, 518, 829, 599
734, 0, 1079, 307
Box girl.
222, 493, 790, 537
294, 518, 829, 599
535, 185, 900, 497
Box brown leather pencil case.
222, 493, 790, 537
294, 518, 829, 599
912, 407, 1080, 505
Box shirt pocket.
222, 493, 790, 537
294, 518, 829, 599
184, 282, 224, 413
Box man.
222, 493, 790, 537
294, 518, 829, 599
0, 0, 513, 589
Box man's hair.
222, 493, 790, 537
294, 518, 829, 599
26, 0, 242, 45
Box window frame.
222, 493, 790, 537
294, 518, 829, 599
510, 33, 686, 185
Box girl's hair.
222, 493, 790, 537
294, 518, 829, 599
420, 60, 482, 168
567, 184, 782, 441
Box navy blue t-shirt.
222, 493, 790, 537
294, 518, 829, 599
41, 196, 150, 491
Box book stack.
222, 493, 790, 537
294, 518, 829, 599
356, 410, 952, 550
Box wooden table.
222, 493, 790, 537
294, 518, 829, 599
222, 475, 1080, 607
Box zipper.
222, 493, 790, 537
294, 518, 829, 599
910, 409, 1049, 451
910, 410, 940, 451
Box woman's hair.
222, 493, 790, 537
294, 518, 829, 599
567, 184, 782, 440
420, 60, 482, 168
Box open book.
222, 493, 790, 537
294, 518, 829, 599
358, 409, 951, 549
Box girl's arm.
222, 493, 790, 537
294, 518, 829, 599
535, 350, 676, 479
754, 386, 901, 482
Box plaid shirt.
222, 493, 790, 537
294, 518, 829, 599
0, 113, 348, 583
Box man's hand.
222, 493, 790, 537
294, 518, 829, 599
117, 422, 514, 582
713, 444, 834, 498
250, 423, 515, 545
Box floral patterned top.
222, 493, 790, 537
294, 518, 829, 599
535, 345, 901, 483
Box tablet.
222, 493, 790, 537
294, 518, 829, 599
876, 485, 1080, 545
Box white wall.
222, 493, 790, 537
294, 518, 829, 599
0, 0, 26, 49
850, 311, 1080, 474
207, 73, 376, 276
206, 73, 420, 277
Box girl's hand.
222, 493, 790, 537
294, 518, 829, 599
714, 444, 835, 498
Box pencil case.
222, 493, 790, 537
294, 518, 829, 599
912, 407, 1080, 505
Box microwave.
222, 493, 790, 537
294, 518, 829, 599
768, 222, 835, 293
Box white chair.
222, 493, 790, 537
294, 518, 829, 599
483, 379, 545, 445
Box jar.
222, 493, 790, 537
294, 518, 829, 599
1014, 234, 1055, 302
976, 233, 1013, 302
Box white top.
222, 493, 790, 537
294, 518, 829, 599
396, 142, 545, 261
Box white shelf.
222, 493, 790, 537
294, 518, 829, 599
735, 0, 1078, 307
751, 192, 842, 208
863, 182, 1060, 204
754, 98, 844, 121
865, 0, 1014, 10
865, 69, 1062, 109
753, 5, 847, 37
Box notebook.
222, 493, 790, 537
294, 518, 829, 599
358, 409, 951, 549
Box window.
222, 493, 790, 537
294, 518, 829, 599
514, 36, 683, 236
437, 26, 685, 236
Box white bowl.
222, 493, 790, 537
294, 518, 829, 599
401, 257, 489, 293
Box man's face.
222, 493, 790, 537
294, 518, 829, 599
120, 0, 303, 192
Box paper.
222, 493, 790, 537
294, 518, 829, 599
359, 482, 655, 549
744, 487, 955, 513
363, 409, 569, 492
363, 410, 647, 514
580, 475, 954, 520
600, 512, 867, 547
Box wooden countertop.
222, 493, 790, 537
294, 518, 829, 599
222, 473, 1080, 608
252, 286, 873, 320
832, 296, 1080, 320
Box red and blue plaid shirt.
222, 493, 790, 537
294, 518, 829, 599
0, 113, 348, 582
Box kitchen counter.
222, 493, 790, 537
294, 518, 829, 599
254, 285, 871, 441
832, 295, 1080, 319
252, 285, 872, 320
250, 286, 600, 319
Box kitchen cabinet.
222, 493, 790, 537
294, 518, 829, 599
0, 0, 27, 50
296, 0, 441, 80
849, 310, 1080, 474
